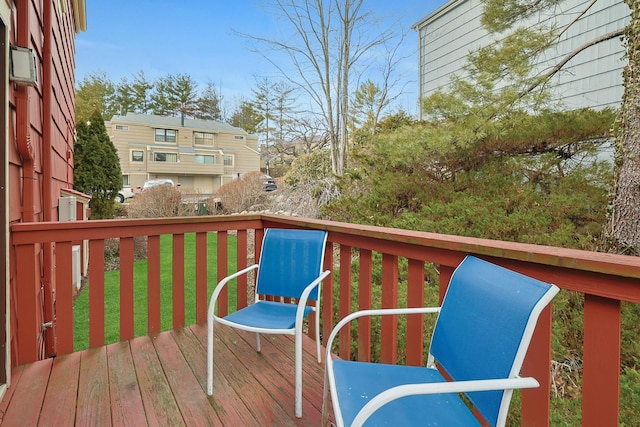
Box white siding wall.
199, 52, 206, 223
415, 0, 630, 116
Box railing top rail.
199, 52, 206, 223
10, 214, 264, 244
260, 215, 640, 304
261, 215, 640, 275
11, 213, 640, 302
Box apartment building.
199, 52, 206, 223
106, 113, 260, 195
413, 0, 630, 117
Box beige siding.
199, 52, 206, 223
106, 115, 260, 195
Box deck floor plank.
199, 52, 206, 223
0, 326, 331, 427
262, 333, 327, 405
76, 347, 111, 426
1, 359, 52, 427
170, 327, 260, 426
207, 324, 324, 425
105, 342, 148, 427
152, 332, 223, 427
192, 324, 299, 426
39, 352, 81, 426
0, 365, 24, 424
129, 335, 184, 427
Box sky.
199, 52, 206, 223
75, 0, 448, 115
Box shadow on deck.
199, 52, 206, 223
0, 324, 329, 426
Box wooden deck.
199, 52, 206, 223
0, 324, 330, 426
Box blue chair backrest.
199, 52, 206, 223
430, 256, 556, 426
255, 229, 328, 300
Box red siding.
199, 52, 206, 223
8, 0, 83, 363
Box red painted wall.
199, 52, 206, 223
8, 0, 83, 363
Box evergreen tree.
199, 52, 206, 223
228, 98, 261, 133
130, 70, 153, 114
350, 80, 390, 140
114, 76, 135, 116
74, 110, 122, 219
151, 73, 199, 118
195, 82, 224, 121
75, 72, 118, 123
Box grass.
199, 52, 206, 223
73, 232, 239, 351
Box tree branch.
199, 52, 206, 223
520, 29, 625, 99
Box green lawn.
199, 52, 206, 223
73, 233, 239, 351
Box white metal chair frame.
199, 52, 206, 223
207, 229, 330, 418
322, 256, 559, 427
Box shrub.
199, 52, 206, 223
216, 171, 268, 214
127, 185, 182, 218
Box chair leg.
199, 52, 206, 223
295, 329, 303, 418
256, 332, 261, 352
321, 370, 330, 427
315, 308, 322, 363
207, 317, 214, 395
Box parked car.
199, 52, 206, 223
263, 175, 277, 191
116, 186, 135, 203
137, 178, 177, 193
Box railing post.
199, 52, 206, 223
55, 241, 74, 355
216, 231, 228, 316
380, 253, 398, 364
147, 235, 161, 335
406, 259, 425, 367
195, 232, 208, 324
582, 294, 620, 427
438, 265, 454, 303
88, 239, 105, 348
357, 249, 372, 362
14, 243, 40, 364
172, 234, 185, 329
338, 244, 352, 358
119, 237, 135, 341
321, 244, 334, 348
521, 304, 553, 426
236, 229, 248, 310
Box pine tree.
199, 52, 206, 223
75, 72, 117, 124
195, 82, 224, 121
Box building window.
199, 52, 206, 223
123, 175, 129, 185
193, 132, 215, 146
234, 135, 245, 140
131, 150, 144, 162
155, 128, 177, 143
115, 125, 129, 131
153, 152, 178, 162
195, 154, 215, 164
224, 155, 234, 166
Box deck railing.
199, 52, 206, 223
11, 213, 640, 426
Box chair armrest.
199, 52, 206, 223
325, 307, 441, 362
294, 269, 331, 324
208, 264, 259, 317
351, 377, 540, 427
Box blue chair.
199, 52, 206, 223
323, 255, 560, 426
207, 228, 330, 418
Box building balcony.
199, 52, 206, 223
146, 157, 225, 176
6, 214, 639, 426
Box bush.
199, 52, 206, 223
216, 171, 268, 214
127, 185, 182, 218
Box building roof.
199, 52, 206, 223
412, 0, 463, 30
108, 112, 250, 134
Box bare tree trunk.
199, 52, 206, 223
243, 0, 392, 177
612, 1, 640, 252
